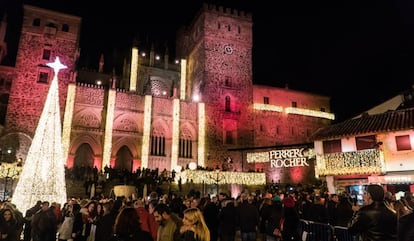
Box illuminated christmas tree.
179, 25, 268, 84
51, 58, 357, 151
12, 57, 67, 213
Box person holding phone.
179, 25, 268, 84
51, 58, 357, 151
347, 185, 397, 241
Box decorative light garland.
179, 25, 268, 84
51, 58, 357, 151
252, 103, 335, 120
0, 163, 22, 179
62, 83, 76, 164
253, 103, 283, 112
129, 47, 139, 92
285, 107, 335, 120
197, 103, 205, 167
171, 99, 180, 170
141, 95, 152, 168
176, 169, 266, 185
315, 149, 385, 176
180, 59, 186, 100
102, 89, 115, 168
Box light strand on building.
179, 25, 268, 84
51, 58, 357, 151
198, 103, 205, 167
180, 59, 187, 100
171, 99, 180, 170
102, 89, 116, 168
141, 95, 152, 168
62, 83, 76, 164
285, 107, 335, 120
129, 47, 138, 91
253, 103, 283, 112
315, 149, 384, 176
176, 170, 266, 185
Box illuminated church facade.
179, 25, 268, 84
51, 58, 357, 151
0, 4, 335, 184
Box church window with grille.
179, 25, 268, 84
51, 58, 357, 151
150, 135, 165, 156
179, 138, 193, 158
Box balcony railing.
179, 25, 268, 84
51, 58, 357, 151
315, 149, 385, 176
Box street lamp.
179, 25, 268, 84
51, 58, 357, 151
210, 166, 224, 196
0, 163, 22, 200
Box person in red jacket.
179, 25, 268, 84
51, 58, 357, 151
134, 199, 158, 241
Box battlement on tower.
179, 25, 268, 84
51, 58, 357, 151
202, 3, 252, 20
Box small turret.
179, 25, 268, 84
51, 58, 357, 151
0, 14, 8, 64
98, 53, 104, 73
149, 43, 155, 67
164, 45, 169, 70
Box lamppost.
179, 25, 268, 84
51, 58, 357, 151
0, 163, 22, 200
210, 166, 225, 196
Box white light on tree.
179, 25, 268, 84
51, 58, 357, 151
12, 57, 67, 214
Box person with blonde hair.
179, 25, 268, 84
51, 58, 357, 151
180, 208, 210, 241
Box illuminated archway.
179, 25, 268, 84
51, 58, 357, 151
74, 143, 94, 168
115, 145, 133, 172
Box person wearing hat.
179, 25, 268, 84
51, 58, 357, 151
348, 184, 397, 241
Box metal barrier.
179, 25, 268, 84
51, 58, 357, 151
299, 219, 335, 241
333, 226, 359, 241
298, 220, 360, 241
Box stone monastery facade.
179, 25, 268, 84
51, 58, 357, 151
0, 4, 334, 183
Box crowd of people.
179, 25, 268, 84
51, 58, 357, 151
0, 184, 412, 241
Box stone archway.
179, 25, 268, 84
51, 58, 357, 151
115, 145, 133, 172
73, 143, 94, 168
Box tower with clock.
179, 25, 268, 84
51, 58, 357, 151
177, 4, 254, 167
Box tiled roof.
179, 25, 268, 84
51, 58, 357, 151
311, 107, 414, 140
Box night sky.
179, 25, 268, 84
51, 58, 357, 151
2, 0, 414, 123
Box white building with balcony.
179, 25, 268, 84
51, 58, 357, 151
312, 87, 414, 194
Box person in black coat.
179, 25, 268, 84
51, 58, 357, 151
348, 185, 397, 241
398, 211, 414, 241
218, 198, 237, 241
23, 200, 42, 241
335, 196, 354, 227
95, 202, 116, 241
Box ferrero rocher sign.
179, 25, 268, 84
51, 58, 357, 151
269, 148, 309, 168
246, 147, 313, 168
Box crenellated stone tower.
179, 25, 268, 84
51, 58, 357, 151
177, 4, 254, 167
3, 5, 81, 160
